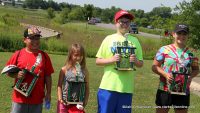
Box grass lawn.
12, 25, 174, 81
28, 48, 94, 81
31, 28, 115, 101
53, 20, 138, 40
0, 52, 200, 113
0, 6, 199, 113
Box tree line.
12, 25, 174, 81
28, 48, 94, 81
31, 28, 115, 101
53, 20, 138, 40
23, 0, 200, 49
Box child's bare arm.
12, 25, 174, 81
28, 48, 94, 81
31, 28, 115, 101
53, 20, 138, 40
96, 54, 120, 66
152, 58, 173, 84
45, 75, 52, 101
57, 67, 65, 103
189, 64, 199, 80
84, 68, 89, 107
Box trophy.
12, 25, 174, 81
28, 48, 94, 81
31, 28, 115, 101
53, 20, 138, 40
115, 33, 136, 70
64, 62, 86, 105
169, 67, 189, 95
14, 53, 42, 97
169, 53, 193, 95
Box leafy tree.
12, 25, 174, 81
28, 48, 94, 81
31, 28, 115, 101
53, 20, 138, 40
134, 18, 140, 25
100, 8, 112, 23
151, 15, 164, 29
93, 7, 102, 18
48, 0, 60, 11
12, 0, 15, 6
175, 0, 200, 49
25, 0, 42, 9
47, 7, 55, 19
59, 2, 71, 9
150, 6, 172, 18
40, 0, 49, 9
100, 7, 120, 23
140, 18, 149, 27
68, 7, 84, 21
22, 3, 27, 8
136, 9, 145, 18
82, 4, 94, 20
60, 8, 70, 23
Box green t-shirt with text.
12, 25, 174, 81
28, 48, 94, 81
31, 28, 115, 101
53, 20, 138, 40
96, 33, 143, 93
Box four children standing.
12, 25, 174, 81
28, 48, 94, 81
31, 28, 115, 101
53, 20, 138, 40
2, 10, 199, 113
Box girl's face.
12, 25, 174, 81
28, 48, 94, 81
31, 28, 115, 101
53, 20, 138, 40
24, 36, 40, 52
72, 52, 83, 64
173, 31, 188, 46
116, 17, 131, 34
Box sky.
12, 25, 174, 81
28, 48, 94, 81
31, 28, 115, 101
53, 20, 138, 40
55, 0, 191, 12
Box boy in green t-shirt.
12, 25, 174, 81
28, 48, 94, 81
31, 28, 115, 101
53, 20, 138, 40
96, 10, 143, 113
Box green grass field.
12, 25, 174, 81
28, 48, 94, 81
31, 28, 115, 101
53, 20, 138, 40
0, 52, 200, 113
0, 6, 200, 113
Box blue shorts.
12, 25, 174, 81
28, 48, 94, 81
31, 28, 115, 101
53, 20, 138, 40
97, 89, 132, 113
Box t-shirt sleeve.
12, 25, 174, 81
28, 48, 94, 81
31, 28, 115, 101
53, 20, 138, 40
43, 53, 54, 76
155, 47, 165, 61
6, 51, 20, 66
96, 37, 109, 58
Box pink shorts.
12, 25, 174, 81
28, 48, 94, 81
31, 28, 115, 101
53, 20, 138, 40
57, 101, 85, 113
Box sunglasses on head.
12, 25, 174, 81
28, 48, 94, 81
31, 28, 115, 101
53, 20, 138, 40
27, 35, 40, 40
176, 31, 188, 35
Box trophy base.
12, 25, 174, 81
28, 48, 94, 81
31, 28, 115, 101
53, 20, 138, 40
67, 101, 83, 105
170, 92, 186, 95
14, 86, 29, 97
115, 68, 135, 71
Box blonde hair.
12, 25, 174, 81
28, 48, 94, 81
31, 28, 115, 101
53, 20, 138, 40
65, 43, 87, 73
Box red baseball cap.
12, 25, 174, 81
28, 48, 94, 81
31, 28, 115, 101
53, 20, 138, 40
114, 10, 134, 23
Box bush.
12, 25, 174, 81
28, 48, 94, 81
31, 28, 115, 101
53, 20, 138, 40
0, 35, 68, 54
45, 38, 68, 53
137, 37, 161, 60
47, 8, 55, 19
0, 13, 19, 26
86, 48, 98, 58
40, 39, 48, 50
161, 36, 173, 46
0, 33, 24, 52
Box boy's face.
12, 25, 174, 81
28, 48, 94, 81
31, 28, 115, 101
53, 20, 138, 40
116, 17, 131, 34
172, 31, 188, 46
24, 36, 40, 51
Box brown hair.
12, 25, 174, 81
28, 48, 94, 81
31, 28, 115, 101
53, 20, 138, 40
65, 43, 87, 73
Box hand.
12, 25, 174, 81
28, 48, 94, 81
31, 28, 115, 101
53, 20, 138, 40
45, 93, 51, 102
165, 74, 173, 84
17, 71, 25, 79
59, 99, 67, 105
83, 100, 87, 107
187, 76, 193, 85
130, 54, 136, 62
111, 54, 121, 62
